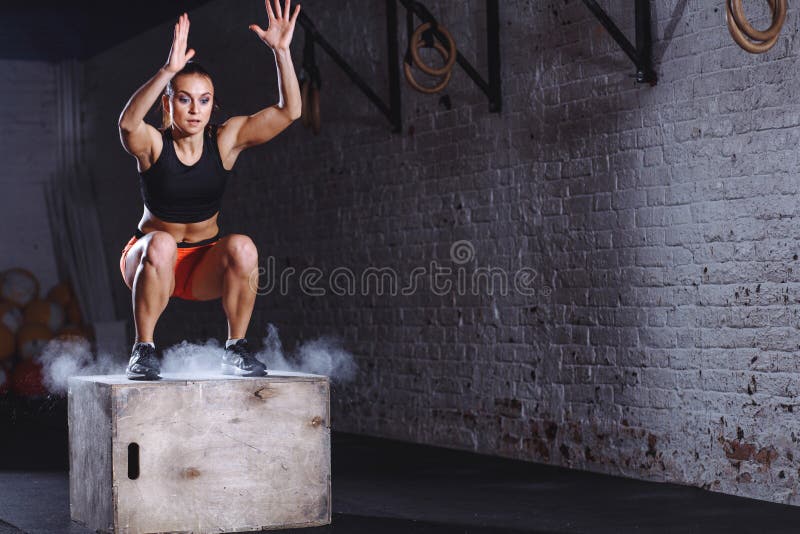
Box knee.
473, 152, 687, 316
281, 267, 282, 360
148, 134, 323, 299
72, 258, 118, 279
224, 234, 258, 273
141, 232, 177, 269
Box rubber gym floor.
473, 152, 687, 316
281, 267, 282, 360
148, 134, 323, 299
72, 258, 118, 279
2, 398, 800, 533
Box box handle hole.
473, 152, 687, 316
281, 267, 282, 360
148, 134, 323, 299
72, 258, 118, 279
128, 443, 140, 480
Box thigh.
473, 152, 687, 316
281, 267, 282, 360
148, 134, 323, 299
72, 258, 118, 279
122, 232, 177, 294
185, 235, 253, 301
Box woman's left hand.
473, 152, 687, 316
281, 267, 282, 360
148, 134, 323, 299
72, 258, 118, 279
249, 0, 301, 51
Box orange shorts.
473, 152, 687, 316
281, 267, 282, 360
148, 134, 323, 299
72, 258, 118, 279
119, 229, 221, 301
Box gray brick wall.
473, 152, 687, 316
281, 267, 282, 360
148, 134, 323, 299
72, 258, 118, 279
0, 60, 61, 291
83, 0, 800, 505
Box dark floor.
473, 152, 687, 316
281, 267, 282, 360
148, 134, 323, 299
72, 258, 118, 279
3, 396, 800, 533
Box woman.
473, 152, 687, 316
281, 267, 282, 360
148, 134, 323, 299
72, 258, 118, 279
118, 0, 301, 380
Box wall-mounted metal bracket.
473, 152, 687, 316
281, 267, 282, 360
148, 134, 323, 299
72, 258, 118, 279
398, 0, 502, 113
582, 0, 657, 85
295, 0, 501, 134
297, 10, 401, 131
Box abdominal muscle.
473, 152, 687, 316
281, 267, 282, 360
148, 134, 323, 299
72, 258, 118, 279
138, 206, 220, 243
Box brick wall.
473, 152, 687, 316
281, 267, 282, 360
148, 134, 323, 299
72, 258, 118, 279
0, 60, 61, 294
82, 0, 800, 504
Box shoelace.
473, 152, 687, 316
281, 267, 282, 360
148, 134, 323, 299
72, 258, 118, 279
142, 352, 159, 368
134, 345, 159, 367
228, 342, 259, 364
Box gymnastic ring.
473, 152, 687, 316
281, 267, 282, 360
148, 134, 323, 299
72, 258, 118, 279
310, 85, 321, 135
300, 78, 311, 128
725, 0, 783, 53
726, 3, 780, 54
409, 22, 457, 77
729, 0, 785, 42
404, 39, 453, 94
731, 0, 784, 41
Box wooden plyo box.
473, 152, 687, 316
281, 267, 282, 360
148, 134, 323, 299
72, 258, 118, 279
68, 372, 331, 533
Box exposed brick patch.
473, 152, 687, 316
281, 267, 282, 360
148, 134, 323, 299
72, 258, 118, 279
725, 440, 756, 462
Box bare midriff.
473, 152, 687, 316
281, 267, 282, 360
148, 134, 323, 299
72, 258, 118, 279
137, 206, 220, 244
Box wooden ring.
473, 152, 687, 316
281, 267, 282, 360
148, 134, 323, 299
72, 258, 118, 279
409, 22, 457, 77
404, 40, 453, 94
729, 0, 785, 42
725, 0, 784, 54
300, 78, 311, 128
310, 85, 321, 135
725, 3, 780, 53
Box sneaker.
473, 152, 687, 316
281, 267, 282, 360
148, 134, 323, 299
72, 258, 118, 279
222, 339, 267, 377
126, 342, 162, 381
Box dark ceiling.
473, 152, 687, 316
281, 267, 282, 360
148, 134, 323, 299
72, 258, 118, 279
1, 1, 217, 61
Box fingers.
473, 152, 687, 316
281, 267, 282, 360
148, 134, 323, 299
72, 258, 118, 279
175, 15, 184, 46
290, 4, 301, 25
169, 13, 192, 66
181, 13, 190, 40
179, 14, 191, 56
264, 0, 298, 25
176, 13, 189, 40
249, 24, 266, 39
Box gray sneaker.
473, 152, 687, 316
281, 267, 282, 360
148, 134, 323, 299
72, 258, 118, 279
126, 342, 161, 381
222, 339, 267, 377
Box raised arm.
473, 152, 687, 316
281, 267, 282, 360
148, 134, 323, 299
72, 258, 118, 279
218, 0, 302, 153
118, 13, 195, 166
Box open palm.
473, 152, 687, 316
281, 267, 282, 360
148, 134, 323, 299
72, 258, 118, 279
249, 0, 301, 50
165, 13, 195, 73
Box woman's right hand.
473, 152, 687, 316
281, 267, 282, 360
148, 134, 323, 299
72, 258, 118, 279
164, 13, 195, 74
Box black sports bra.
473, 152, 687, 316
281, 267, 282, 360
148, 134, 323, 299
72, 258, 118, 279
138, 125, 231, 223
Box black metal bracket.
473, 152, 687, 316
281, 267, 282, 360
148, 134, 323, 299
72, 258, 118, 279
297, 10, 399, 131
582, 0, 657, 85
398, 0, 501, 113
296, 0, 501, 134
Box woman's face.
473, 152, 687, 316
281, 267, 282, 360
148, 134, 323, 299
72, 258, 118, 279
166, 73, 214, 134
